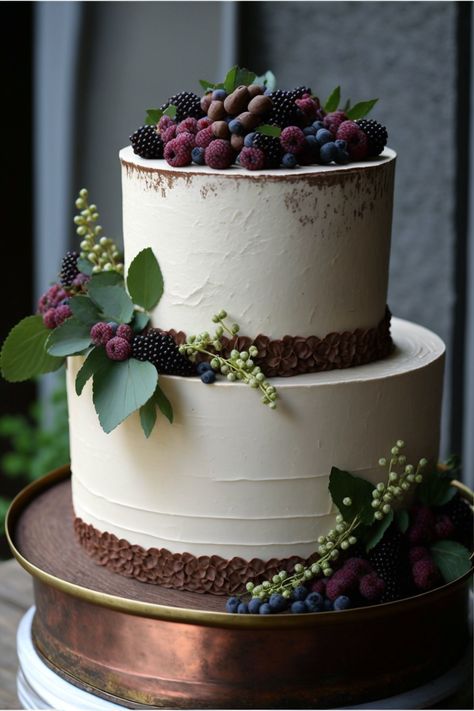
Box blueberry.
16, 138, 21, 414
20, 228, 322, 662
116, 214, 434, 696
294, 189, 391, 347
312, 120, 325, 130
291, 600, 307, 614
269, 593, 288, 612
323, 598, 334, 611
237, 602, 249, 614
335, 148, 350, 165
305, 592, 324, 612
303, 126, 317, 136
107, 321, 118, 334
197, 362, 213, 375
244, 132, 256, 147
229, 119, 244, 135
225, 596, 241, 613
334, 595, 352, 611
293, 586, 308, 601
282, 153, 297, 169
335, 139, 347, 150
319, 142, 338, 164
200, 370, 216, 384
212, 89, 227, 101
248, 597, 263, 614
259, 603, 273, 614
316, 128, 333, 146
191, 146, 205, 165
304, 135, 318, 149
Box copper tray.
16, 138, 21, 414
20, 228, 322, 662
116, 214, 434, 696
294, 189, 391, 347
6, 466, 474, 709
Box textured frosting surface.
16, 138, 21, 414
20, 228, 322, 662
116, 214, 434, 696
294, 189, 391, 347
69, 318, 445, 561
120, 147, 396, 339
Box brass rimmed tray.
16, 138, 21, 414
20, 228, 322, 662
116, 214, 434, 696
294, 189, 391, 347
6, 466, 474, 709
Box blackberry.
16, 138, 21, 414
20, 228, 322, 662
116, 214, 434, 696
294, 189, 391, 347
267, 86, 311, 128
161, 91, 204, 122
439, 494, 473, 547
253, 133, 283, 169
130, 125, 164, 159
59, 251, 80, 287
368, 525, 412, 603
131, 330, 196, 376
356, 119, 388, 157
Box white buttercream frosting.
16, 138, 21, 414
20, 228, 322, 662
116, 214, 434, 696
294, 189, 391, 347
120, 147, 396, 339
69, 318, 445, 560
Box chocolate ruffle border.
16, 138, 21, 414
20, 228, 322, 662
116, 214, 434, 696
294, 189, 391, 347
74, 518, 317, 595
164, 307, 392, 377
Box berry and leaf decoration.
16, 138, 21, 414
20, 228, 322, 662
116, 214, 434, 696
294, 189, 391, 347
225, 442, 473, 615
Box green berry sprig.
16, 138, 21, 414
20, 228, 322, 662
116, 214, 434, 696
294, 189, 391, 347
179, 310, 278, 409
244, 442, 428, 602
74, 188, 124, 275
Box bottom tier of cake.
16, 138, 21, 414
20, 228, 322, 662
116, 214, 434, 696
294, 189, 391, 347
68, 318, 444, 579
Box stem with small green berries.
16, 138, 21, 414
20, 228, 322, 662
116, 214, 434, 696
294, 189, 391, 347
74, 188, 124, 275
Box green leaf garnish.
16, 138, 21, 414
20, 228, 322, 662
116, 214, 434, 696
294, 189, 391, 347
346, 99, 378, 120
0, 316, 64, 382
131, 311, 150, 334
88, 272, 124, 288
145, 108, 163, 126
224, 65, 238, 94
364, 509, 394, 551
329, 467, 375, 525
430, 540, 472, 583
164, 105, 177, 119
87, 284, 134, 324
69, 296, 101, 327
75, 347, 110, 396
255, 124, 281, 138
46, 318, 92, 357
255, 70, 276, 91
127, 248, 164, 311
77, 257, 94, 276
396, 509, 410, 534
92, 358, 158, 433
234, 67, 256, 88
199, 79, 224, 92
324, 86, 341, 113
154, 383, 174, 424
417, 468, 456, 507
139, 394, 158, 438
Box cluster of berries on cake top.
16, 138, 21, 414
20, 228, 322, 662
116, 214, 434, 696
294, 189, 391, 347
129, 68, 388, 170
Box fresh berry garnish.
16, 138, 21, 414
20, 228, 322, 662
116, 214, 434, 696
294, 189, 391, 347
164, 137, 193, 167
268, 593, 288, 612
248, 597, 263, 614
130, 125, 164, 159
292, 585, 309, 601
368, 525, 411, 602
132, 331, 196, 376
438, 494, 473, 546
37, 284, 68, 314
411, 557, 441, 591
319, 142, 338, 164
315, 128, 333, 146
157, 115, 175, 134
43, 309, 58, 329
434, 514, 456, 540
280, 126, 305, 154
71, 273, 90, 289
90, 322, 114, 346
304, 591, 324, 612
333, 595, 352, 611
408, 546, 431, 564
106, 336, 132, 361
176, 117, 198, 135
197, 116, 213, 131
335, 121, 369, 161
239, 146, 266, 171
295, 95, 319, 121
252, 133, 283, 168
195, 126, 215, 149
191, 146, 206, 165
237, 602, 249, 614
259, 603, 273, 615
225, 596, 241, 613
161, 124, 177, 144
197, 362, 213, 375
356, 119, 388, 157
200, 370, 216, 384
205, 139, 234, 169
359, 573, 385, 602
160, 91, 204, 122
54, 304, 72, 326
116, 324, 133, 342
407, 506, 436, 545
267, 86, 311, 128
282, 153, 298, 169
290, 600, 307, 614
59, 251, 80, 287
323, 111, 348, 136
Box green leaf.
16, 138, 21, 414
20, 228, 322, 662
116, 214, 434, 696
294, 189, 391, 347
199, 79, 217, 91
77, 258, 94, 276
342, 98, 352, 113
92, 358, 158, 434
75, 347, 110, 396
145, 108, 163, 126
396, 509, 410, 534
0, 316, 64, 382
69, 296, 101, 327
329, 467, 375, 525
417, 468, 456, 507
235, 67, 256, 88
127, 247, 164, 311
87, 285, 134, 324
88, 271, 124, 288
324, 86, 341, 113
346, 99, 378, 120
139, 396, 157, 438
365, 510, 394, 551
164, 105, 177, 119
46, 317, 92, 357
255, 70, 276, 91
131, 311, 150, 334
224, 65, 238, 94
255, 124, 281, 138
154, 384, 174, 424
430, 540, 472, 583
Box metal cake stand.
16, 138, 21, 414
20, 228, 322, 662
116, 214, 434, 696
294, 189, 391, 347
6, 466, 474, 709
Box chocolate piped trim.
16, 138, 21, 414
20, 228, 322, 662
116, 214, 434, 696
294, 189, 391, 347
74, 518, 317, 596
163, 307, 392, 377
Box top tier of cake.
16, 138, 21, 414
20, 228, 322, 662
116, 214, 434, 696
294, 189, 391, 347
120, 147, 396, 340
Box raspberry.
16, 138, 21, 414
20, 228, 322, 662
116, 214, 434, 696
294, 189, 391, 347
407, 506, 436, 544
116, 324, 133, 342
132, 331, 196, 376
197, 117, 213, 130
176, 117, 198, 135
326, 568, 358, 601
295, 96, 319, 122
252, 133, 283, 168
43, 309, 58, 329
412, 558, 441, 591
205, 139, 234, 169
161, 91, 204, 122
158, 115, 175, 134
174, 131, 195, 150
90, 322, 114, 346
239, 147, 265, 171
164, 138, 192, 167
434, 514, 456, 540
439, 495, 473, 546
59, 251, 80, 287
106, 337, 131, 361
335, 121, 369, 161
54, 304, 72, 326
37, 284, 67, 314
342, 558, 373, 576
356, 119, 388, 157
195, 126, 215, 149
408, 546, 430, 564
359, 573, 385, 602
130, 125, 164, 159
161, 124, 177, 144
309, 578, 326, 596
280, 126, 306, 154
71, 273, 90, 289
323, 111, 348, 136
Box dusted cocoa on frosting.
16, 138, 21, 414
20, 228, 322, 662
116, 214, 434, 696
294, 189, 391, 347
164, 307, 392, 377
74, 518, 316, 595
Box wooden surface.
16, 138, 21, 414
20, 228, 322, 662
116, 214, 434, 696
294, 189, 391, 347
0, 559, 33, 710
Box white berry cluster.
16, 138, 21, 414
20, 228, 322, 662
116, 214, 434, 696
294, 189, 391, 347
371, 440, 427, 521
74, 189, 124, 274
